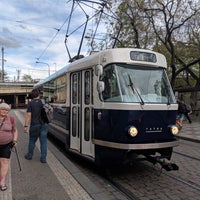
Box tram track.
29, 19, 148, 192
149, 161, 200, 193
48, 134, 140, 200
162, 139, 200, 193
100, 160, 200, 199
173, 151, 200, 162
48, 133, 200, 199
162, 171, 200, 192
98, 168, 140, 200
174, 139, 200, 162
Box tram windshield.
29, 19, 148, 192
100, 64, 176, 104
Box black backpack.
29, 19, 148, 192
178, 101, 190, 114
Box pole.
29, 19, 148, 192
36, 61, 50, 76
1, 47, 4, 82
14, 146, 22, 171
36, 61, 51, 101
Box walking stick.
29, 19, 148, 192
14, 146, 22, 171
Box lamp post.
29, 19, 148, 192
36, 61, 51, 101
1, 47, 6, 82
36, 61, 50, 76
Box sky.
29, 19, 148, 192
0, 0, 108, 81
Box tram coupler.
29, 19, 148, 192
146, 155, 179, 171
161, 162, 179, 171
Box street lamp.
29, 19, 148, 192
36, 61, 51, 101
1, 47, 6, 82
36, 61, 50, 76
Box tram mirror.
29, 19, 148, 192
95, 64, 103, 76
97, 81, 105, 93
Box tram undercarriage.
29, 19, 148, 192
95, 146, 179, 171
125, 149, 179, 171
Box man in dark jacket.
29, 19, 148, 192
24, 89, 48, 163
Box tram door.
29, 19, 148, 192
70, 70, 94, 157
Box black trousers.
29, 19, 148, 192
185, 113, 192, 123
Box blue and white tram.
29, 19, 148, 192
34, 48, 179, 169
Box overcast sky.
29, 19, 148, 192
0, 0, 106, 80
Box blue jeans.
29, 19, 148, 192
27, 123, 48, 160
177, 113, 185, 121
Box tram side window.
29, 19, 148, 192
72, 73, 81, 104
100, 65, 120, 102
72, 107, 78, 137
84, 108, 90, 141
54, 75, 67, 103
43, 81, 54, 102
85, 71, 91, 105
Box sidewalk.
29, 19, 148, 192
0, 109, 109, 200
1, 109, 91, 200
177, 121, 200, 143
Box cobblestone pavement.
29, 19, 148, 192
0, 110, 199, 200
177, 121, 200, 143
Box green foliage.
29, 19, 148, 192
0, 70, 9, 81
102, 0, 200, 91
21, 74, 34, 82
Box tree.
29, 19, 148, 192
21, 74, 34, 82
0, 70, 9, 82
143, 0, 200, 89
104, 0, 200, 90
105, 0, 153, 49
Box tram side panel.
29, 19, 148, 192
48, 73, 71, 148
49, 105, 70, 145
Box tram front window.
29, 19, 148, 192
101, 64, 176, 104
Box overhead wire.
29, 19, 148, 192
36, 3, 72, 61
15, 20, 60, 31
37, 0, 119, 62
0, 18, 59, 30
90, 6, 105, 50
64, 0, 107, 61
64, 0, 76, 60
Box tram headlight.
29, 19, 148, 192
169, 125, 179, 135
128, 126, 138, 137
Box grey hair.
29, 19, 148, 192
0, 103, 11, 110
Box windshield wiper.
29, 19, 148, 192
162, 78, 171, 105
128, 75, 144, 105
166, 88, 171, 105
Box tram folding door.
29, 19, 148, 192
70, 70, 94, 157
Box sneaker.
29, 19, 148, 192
0, 184, 7, 191
40, 159, 46, 163
24, 154, 32, 160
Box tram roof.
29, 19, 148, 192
34, 65, 68, 88
34, 48, 167, 88
66, 48, 167, 72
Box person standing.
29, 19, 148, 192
177, 98, 192, 125
183, 103, 192, 124
24, 89, 48, 163
0, 103, 18, 191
